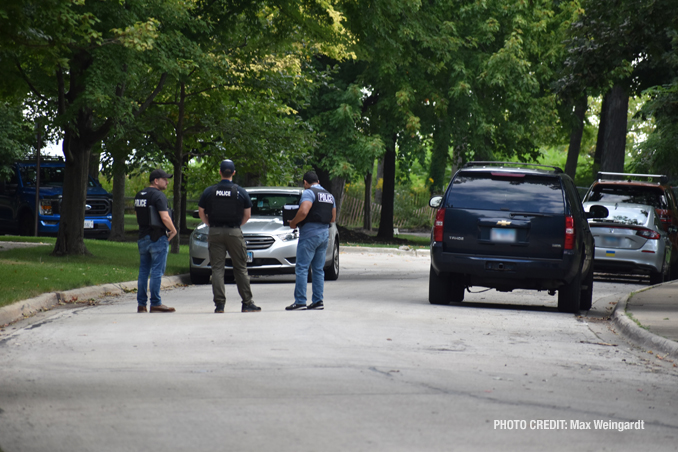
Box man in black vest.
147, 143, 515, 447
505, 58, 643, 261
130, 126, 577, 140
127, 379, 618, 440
286, 171, 336, 310
134, 169, 178, 313
198, 159, 261, 313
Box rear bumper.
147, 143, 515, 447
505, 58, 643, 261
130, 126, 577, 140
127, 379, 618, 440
430, 243, 580, 290
594, 248, 665, 274
37, 216, 112, 238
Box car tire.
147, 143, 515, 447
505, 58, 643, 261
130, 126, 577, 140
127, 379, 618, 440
18, 212, 35, 237
224, 273, 235, 284
558, 267, 582, 314
669, 256, 678, 281
579, 265, 594, 311
190, 269, 210, 285
450, 274, 465, 303
324, 241, 340, 281
429, 265, 451, 305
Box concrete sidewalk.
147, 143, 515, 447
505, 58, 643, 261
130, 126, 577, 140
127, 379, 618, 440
612, 280, 678, 360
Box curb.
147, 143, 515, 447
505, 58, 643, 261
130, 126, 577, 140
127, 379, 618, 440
611, 286, 678, 359
341, 246, 430, 258
0, 274, 191, 327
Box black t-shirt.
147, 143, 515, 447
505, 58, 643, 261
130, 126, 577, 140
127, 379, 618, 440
198, 180, 252, 226
135, 187, 170, 241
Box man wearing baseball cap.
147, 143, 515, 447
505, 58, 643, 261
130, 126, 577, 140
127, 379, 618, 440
133, 168, 177, 313
198, 159, 261, 313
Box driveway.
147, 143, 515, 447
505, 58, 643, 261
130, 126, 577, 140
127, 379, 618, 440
0, 251, 676, 452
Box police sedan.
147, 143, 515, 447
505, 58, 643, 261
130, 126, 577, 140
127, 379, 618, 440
188, 187, 340, 284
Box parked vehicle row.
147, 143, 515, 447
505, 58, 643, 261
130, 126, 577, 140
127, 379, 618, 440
427, 163, 678, 313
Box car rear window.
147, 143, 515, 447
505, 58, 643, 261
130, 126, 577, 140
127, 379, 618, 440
588, 205, 651, 227
585, 185, 666, 209
446, 172, 565, 213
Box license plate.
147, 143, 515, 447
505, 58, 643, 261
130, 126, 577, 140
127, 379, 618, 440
227, 251, 254, 263
600, 236, 621, 247
490, 228, 517, 243
84, 220, 94, 229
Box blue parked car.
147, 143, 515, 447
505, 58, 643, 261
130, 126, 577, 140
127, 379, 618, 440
0, 158, 113, 238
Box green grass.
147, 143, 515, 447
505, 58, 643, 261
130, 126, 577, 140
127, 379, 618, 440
124, 214, 202, 232
0, 236, 189, 309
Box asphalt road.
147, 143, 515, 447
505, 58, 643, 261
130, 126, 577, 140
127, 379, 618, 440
1, 250, 677, 452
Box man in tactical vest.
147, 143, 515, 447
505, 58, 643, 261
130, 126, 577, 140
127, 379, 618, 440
134, 169, 178, 313
286, 171, 336, 311
198, 159, 261, 313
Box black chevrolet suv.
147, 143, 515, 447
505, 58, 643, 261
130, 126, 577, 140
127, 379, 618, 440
428, 162, 602, 313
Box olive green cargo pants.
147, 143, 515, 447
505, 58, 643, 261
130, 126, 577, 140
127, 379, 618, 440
208, 226, 253, 306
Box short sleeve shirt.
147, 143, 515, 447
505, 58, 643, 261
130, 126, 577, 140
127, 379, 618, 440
198, 180, 252, 217
299, 184, 336, 238
136, 187, 169, 240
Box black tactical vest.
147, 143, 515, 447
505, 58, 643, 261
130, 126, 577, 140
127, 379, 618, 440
300, 186, 334, 226
208, 184, 244, 226
134, 191, 153, 227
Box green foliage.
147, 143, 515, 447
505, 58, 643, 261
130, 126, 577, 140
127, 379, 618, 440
0, 102, 33, 178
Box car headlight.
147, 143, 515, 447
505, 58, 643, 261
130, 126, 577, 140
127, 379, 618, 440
193, 224, 209, 242
276, 230, 299, 242
39, 199, 54, 216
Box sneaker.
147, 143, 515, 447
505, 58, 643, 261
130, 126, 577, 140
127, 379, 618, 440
242, 302, 261, 313
137, 305, 148, 313
215, 304, 225, 314
149, 304, 176, 313
285, 303, 306, 311
307, 300, 324, 310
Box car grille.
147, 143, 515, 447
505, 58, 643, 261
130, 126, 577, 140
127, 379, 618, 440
244, 235, 274, 250
86, 198, 111, 216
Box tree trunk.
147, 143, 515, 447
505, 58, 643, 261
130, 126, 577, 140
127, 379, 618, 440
564, 96, 588, 180
53, 137, 91, 256
89, 146, 101, 183
601, 84, 629, 173
428, 118, 451, 194
363, 171, 372, 231
592, 90, 610, 178
180, 154, 190, 234
109, 151, 127, 242
377, 135, 397, 239
330, 176, 345, 218
169, 82, 186, 254
375, 158, 384, 204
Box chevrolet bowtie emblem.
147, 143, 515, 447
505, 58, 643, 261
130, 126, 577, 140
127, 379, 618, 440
496, 220, 511, 226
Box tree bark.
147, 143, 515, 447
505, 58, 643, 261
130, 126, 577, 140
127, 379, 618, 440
375, 157, 384, 204
169, 82, 186, 254
180, 154, 191, 234
564, 96, 588, 180
592, 90, 610, 178
108, 147, 127, 242
600, 83, 629, 173
330, 176, 345, 218
363, 171, 372, 231
89, 147, 101, 183
377, 135, 397, 239
429, 118, 451, 194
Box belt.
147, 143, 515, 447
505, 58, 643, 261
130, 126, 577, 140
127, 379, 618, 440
211, 223, 239, 228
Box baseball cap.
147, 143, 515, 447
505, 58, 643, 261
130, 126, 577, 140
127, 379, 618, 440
149, 169, 173, 181
220, 159, 236, 173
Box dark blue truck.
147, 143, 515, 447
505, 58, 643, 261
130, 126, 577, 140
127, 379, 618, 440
0, 159, 112, 238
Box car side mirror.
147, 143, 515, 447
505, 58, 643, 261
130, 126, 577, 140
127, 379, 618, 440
429, 196, 443, 209
192, 210, 200, 219
586, 205, 609, 219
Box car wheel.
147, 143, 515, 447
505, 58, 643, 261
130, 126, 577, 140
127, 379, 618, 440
19, 212, 35, 237
558, 267, 582, 314
429, 265, 451, 305
324, 241, 340, 281
450, 274, 465, 303
190, 269, 210, 285
579, 265, 594, 311
669, 255, 678, 281
649, 270, 664, 285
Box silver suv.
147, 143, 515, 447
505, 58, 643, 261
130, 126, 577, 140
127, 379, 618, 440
188, 187, 340, 284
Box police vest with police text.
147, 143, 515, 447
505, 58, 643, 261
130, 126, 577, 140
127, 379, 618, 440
208, 184, 244, 226
300, 186, 334, 226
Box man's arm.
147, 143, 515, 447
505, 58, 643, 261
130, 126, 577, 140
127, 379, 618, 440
331, 207, 336, 223
241, 207, 251, 225
159, 210, 177, 241
289, 201, 312, 229
199, 207, 209, 226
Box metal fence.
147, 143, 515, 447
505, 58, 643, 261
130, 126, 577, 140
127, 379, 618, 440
337, 195, 436, 229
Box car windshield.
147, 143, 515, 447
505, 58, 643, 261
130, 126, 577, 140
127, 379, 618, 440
446, 172, 565, 213
586, 185, 666, 209
249, 193, 301, 216
20, 166, 97, 187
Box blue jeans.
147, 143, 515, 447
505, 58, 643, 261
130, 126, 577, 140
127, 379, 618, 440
137, 235, 169, 307
294, 230, 329, 305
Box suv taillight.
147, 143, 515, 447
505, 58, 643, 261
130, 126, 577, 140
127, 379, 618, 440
433, 208, 446, 242
655, 208, 672, 226
564, 215, 575, 250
